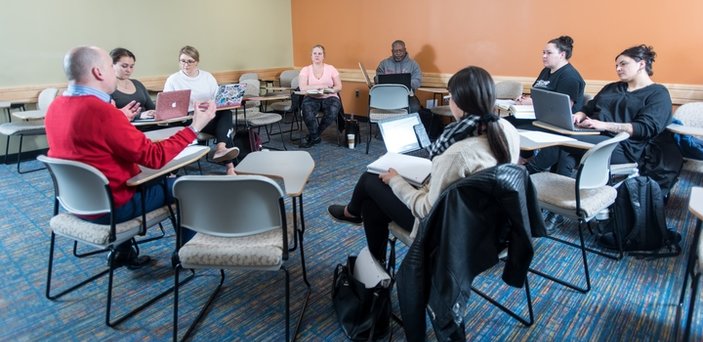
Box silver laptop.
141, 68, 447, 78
531, 88, 597, 133
377, 113, 431, 154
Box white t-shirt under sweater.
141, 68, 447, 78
388, 118, 521, 238
164, 69, 218, 111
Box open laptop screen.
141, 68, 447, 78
377, 73, 411, 91
377, 113, 427, 154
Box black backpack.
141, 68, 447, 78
600, 176, 681, 257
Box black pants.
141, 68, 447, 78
346, 172, 415, 261
526, 135, 630, 177
201, 109, 233, 146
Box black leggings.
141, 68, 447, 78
200, 109, 233, 146
347, 172, 415, 261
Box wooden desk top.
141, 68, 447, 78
234, 150, 315, 196
519, 129, 594, 151
668, 123, 703, 137
417, 87, 449, 94
244, 94, 291, 102
126, 145, 209, 186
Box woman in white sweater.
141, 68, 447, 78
164, 45, 238, 175
328, 66, 521, 261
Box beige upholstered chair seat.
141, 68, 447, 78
531, 172, 617, 219
247, 113, 283, 126
369, 109, 408, 122
179, 222, 295, 269
430, 105, 453, 117
49, 206, 172, 246
0, 121, 46, 136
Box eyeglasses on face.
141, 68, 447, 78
179, 59, 197, 65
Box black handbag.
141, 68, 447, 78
332, 256, 391, 341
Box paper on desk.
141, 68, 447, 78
519, 131, 576, 144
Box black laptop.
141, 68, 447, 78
376, 73, 412, 91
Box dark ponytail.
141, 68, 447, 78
448, 66, 511, 164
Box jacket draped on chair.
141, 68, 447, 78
396, 163, 546, 341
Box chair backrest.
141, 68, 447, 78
577, 132, 630, 189
240, 78, 260, 96
290, 75, 300, 90
239, 72, 259, 82
674, 102, 703, 133
369, 84, 409, 111
279, 69, 299, 88
495, 81, 522, 100
38, 87, 59, 111
173, 175, 285, 238
37, 155, 112, 215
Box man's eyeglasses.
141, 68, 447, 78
179, 59, 197, 65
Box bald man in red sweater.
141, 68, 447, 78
45, 46, 217, 269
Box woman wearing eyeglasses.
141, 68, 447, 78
164, 45, 238, 175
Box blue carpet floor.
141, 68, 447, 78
1, 125, 702, 341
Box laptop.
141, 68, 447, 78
377, 112, 431, 154
358, 62, 373, 88
531, 87, 598, 134
377, 73, 412, 91
136, 89, 190, 121
214, 83, 246, 108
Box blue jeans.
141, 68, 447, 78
86, 178, 195, 247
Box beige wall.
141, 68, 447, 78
0, 0, 293, 155
0, 0, 293, 87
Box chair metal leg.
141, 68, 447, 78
365, 121, 373, 154
134, 223, 167, 245
46, 233, 110, 300
530, 220, 591, 293
72, 240, 110, 258
174, 268, 222, 342
676, 219, 702, 341
292, 221, 312, 342
16, 134, 46, 174
684, 273, 700, 342
471, 277, 534, 327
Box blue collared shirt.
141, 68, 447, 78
64, 84, 111, 103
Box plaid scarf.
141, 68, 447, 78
427, 115, 480, 160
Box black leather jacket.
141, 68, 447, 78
396, 164, 546, 341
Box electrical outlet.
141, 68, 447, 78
355, 89, 360, 97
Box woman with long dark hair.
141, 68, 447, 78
328, 66, 521, 261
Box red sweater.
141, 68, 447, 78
45, 95, 197, 207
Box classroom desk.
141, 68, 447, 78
234, 150, 314, 246
126, 145, 209, 187
518, 129, 594, 151
532, 120, 601, 136
144, 127, 184, 142
668, 123, 703, 137
417, 87, 449, 106
132, 115, 192, 127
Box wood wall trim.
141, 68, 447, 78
339, 68, 703, 106
3, 67, 702, 106
0, 67, 293, 103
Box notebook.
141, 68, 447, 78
358, 62, 373, 88
367, 152, 431, 187
146, 89, 191, 121
214, 83, 246, 108
531, 87, 597, 134
377, 112, 430, 154
377, 73, 412, 91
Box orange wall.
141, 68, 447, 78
291, 0, 703, 115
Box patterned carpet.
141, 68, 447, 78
1, 123, 702, 341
